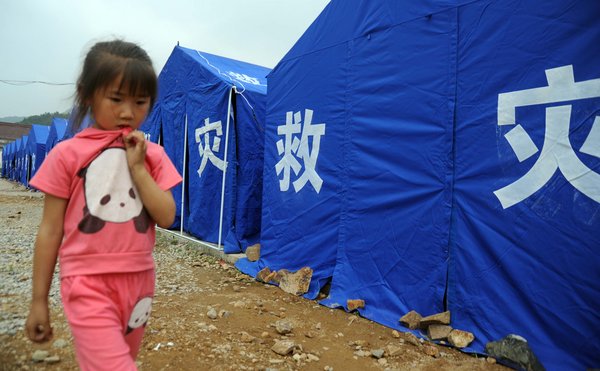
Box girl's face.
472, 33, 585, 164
89, 76, 151, 131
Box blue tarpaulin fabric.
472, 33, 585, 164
154, 89, 187, 230
140, 45, 270, 252
11, 139, 21, 181
2, 141, 13, 178
236, 0, 600, 369
65, 107, 92, 140
26, 124, 50, 185
46, 118, 68, 154
449, 1, 600, 369
17, 136, 28, 185
1, 142, 7, 177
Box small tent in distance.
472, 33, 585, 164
17, 136, 28, 185
46, 118, 68, 154
26, 124, 50, 185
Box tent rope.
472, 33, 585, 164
195, 50, 261, 119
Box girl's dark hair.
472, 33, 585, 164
73, 39, 157, 130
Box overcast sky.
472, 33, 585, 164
0, 0, 330, 118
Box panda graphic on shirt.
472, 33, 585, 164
78, 147, 150, 233
126, 296, 153, 334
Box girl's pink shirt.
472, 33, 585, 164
29, 128, 182, 278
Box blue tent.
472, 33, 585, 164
46, 118, 68, 154
17, 136, 28, 185
64, 107, 92, 140
26, 124, 50, 185
10, 140, 18, 181
7, 140, 17, 180
1, 141, 12, 178
1, 142, 7, 178
141, 45, 270, 253
236, 1, 600, 369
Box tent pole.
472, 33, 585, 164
218, 87, 235, 250
180, 113, 188, 234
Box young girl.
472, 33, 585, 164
25, 39, 182, 370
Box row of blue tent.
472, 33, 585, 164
141, 1, 598, 369
1, 118, 68, 186
1, 1, 598, 368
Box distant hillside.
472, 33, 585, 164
18, 111, 70, 125
0, 116, 24, 123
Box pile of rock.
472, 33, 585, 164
399, 310, 545, 370
399, 310, 474, 349
248, 243, 315, 297
256, 266, 313, 296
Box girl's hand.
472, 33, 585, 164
25, 300, 53, 343
123, 130, 147, 171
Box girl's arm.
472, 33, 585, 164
124, 130, 176, 228
25, 194, 67, 343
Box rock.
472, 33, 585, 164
218, 309, 231, 318
256, 267, 273, 283
271, 339, 300, 356
307, 353, 319, 362
32, 350, 49, 362
52, 339, 68, 348
422, 343, 440, 358
275, 319, 294, 335
354, 350, 369, 357
347, 299, 365, 311
232, 300, 246, 308
405, 332, 422, 348
391, 330, 401, 338
265, 271, 280, 284
399, 310, 422, 330
207, 307, 218, 319
485, 334, 545, 371
44, 355, 60, 364
385, 344, 403, 356
245, 243, 260, 262
278, 267, 312, 296
419, 311, 450, 328
447, 329, 474, 348
427, 324, 453, 340
371, 349, 385, 359
239, 331, 255, 343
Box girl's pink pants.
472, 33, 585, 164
61, 270, 155, 371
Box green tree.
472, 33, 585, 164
19, 111, 69, 125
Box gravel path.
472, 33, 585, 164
0, 182, 50, 338
0, 178, 508, 371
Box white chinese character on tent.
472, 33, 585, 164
195, 117, 227, 177
275, 109, 326, 193
494, 65, 600, 209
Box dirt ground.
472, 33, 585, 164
0, 178, 509, 370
